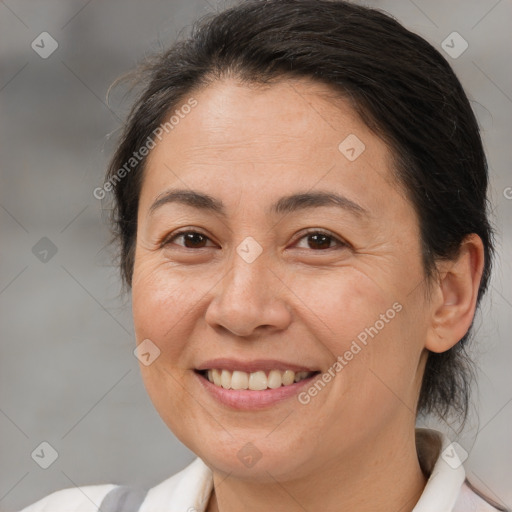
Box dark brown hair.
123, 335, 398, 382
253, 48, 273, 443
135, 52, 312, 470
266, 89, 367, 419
104, 0, 494, 425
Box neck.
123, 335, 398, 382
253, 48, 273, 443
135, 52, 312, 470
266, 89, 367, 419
207, 424, 427, 512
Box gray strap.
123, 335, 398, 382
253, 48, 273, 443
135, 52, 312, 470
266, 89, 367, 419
99, 485, 148, 512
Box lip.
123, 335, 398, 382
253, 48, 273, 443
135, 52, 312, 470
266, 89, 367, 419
194, 369, 321, 410
195, 358, 319, 374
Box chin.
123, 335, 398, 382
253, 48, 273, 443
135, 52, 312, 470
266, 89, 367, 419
187, 437, 319, 483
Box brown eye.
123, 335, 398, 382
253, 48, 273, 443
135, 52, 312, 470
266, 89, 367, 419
165, 231, 214, 249
294, 230, 346, 250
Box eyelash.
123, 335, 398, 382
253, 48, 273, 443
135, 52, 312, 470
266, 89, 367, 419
161, 229, 348, 251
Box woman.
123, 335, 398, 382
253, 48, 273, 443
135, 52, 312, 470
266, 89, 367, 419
21, 0, 508, 510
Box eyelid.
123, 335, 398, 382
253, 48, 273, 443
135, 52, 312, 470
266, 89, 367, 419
160, 228, 216, 248
162, 227, 349, 250
291, 228, 348, 249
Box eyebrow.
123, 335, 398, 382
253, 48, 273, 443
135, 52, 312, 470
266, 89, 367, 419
148, 188, 368, 218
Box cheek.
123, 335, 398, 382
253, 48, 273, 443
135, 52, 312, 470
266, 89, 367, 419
131, 261, 206, 438
298, 269, 395, 347
301, 268, 424, 402
131, 257, 203, 365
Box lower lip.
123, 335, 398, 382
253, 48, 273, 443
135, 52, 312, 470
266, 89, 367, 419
194, 371, 320, 410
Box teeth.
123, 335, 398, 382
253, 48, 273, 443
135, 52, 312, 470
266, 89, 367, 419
246, 371, 264, 390
231, 370, 249, 390
212, 369, 222, 386
267, 370, 282, 389
294, 371, 310, 382
283, 370, 295, 386
204, 369, 314, 390
221, 369, 231, 389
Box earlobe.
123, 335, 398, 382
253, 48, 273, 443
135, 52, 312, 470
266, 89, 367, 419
425, 234, 485, 354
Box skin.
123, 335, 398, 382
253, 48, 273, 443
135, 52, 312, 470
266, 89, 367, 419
131, 78, 484, 512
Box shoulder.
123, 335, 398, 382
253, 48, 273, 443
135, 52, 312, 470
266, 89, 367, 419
140, 457, 213, 508
19, 483, 117, 512
19, 458, 212, 512
454, 480, 510, 512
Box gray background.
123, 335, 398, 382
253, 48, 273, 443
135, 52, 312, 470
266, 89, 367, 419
0, 0, 510, 510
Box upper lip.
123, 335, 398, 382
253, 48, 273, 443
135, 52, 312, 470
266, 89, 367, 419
195, 358, 320, 374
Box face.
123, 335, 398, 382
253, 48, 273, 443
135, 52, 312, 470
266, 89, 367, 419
132, 78, 430, 482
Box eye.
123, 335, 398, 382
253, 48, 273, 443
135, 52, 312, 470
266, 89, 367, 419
162, 229, 347, 251
162, 230, 216, 249
293, 230, 347, 251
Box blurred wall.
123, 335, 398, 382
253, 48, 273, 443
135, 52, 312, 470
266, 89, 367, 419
1, 0, 511, 510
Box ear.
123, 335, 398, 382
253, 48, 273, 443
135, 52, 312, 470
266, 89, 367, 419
425, 234, 485, 353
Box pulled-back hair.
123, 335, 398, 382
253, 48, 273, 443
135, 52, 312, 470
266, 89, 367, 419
105, 0, 494, 424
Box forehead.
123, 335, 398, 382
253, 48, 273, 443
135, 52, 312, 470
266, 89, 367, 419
140, 77, 401, 217
156, 78, 378, 159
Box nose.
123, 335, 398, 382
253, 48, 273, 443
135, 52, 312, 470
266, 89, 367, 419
204, 249, 292, 338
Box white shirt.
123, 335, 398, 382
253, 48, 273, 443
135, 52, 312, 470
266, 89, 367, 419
20, 429, 502, 512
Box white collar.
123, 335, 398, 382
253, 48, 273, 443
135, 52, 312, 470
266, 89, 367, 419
413, 428, 466, 511
139, 428, 466, 512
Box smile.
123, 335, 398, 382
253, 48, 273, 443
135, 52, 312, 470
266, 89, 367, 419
197, 369, 319, 390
